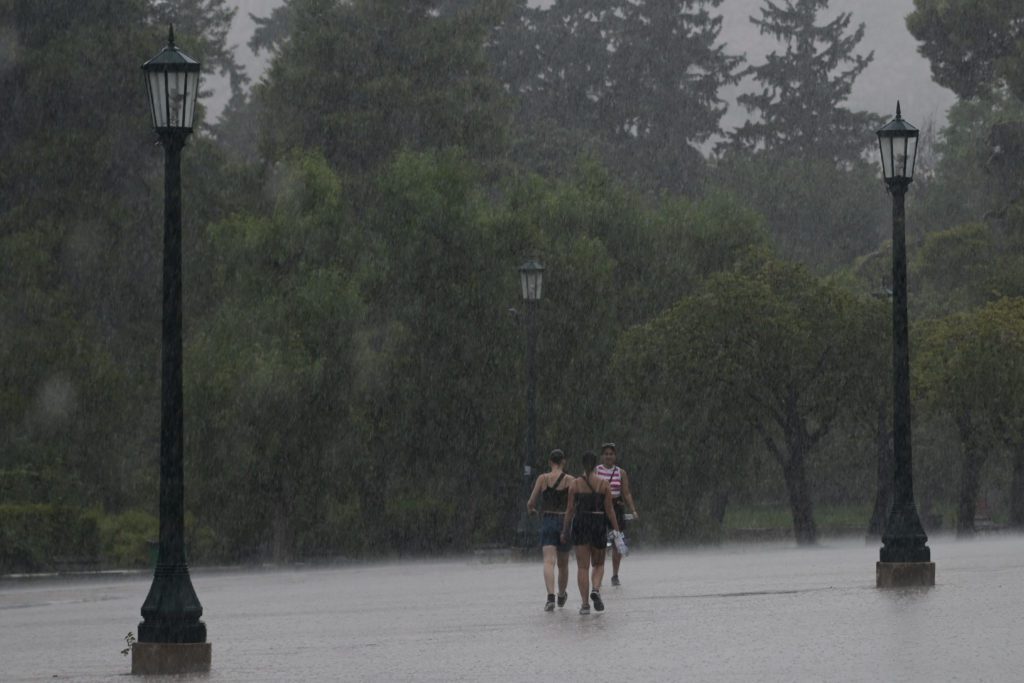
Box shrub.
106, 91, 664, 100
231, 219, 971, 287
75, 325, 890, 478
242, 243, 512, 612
97, 510, 157, 568
0, 504, 101, 573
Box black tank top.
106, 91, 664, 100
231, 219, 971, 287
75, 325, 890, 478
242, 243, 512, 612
541, 472, 568, 512
575, 475, 604, 514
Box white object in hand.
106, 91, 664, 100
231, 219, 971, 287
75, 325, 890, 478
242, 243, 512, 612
611, 530, 629, 556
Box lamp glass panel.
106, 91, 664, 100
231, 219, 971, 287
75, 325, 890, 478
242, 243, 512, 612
905, 135, 918, 180
520, 271, 543, 301
893, 135, 909, 178
168, 71, 187, 128
148, 71, 167, 128
183, 71, 199, 129
878, 135, 894, 179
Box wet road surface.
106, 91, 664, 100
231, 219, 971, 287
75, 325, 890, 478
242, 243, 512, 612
2, 534, 1022, 681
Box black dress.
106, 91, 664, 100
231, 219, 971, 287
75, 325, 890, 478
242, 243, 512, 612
570, 477, 607, 549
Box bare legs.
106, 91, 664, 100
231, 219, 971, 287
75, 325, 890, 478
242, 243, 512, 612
574, 545, 607, 605
557, 551, 569, 595
574, 545, 592, 605
544, 546, 572, 600
591, 547, 606, 592
542, 546, 557, 594
611, 546, 622, 578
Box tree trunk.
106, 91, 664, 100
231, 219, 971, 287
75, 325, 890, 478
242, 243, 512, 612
1010, 448, 1024, 529
271, 503, 290, 562
957, 441, 984, 537
867, 401, 894, 538
710, 488, 730, 529
783, 452, 817, 545
757, 417, 817, 545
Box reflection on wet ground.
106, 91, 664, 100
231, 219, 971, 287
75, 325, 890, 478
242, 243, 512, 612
2, 534, 1022, 681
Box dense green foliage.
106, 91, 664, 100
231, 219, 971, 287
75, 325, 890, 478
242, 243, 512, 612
3, 0, 1024, 570
493, 0, 741, 191
907, 0, 1024, 100
714, 0, 887, 268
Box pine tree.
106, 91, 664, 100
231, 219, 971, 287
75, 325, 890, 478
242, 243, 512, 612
907, 0, 1024, 101
253, 0, 509, 172
492, 0, 740, 192
611, 0, 742, 189
728, 0, 882, 165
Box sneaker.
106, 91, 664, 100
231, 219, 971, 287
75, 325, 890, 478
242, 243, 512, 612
557, 592, 568, 607
591, 590, 604, 612
611, 575, 621, 587
545, 594, 556, 612
579, 604, 590, 615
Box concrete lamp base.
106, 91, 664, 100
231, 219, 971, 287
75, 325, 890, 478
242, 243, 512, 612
876, 561, 935, 588
132, 642, 211, 675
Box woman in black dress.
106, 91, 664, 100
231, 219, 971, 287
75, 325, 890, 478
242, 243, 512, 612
561, 451, 620, 615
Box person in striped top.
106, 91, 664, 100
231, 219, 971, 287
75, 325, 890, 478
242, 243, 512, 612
596, 442, 638, 586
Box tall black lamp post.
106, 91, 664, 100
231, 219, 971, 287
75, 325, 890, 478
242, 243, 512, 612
516, 259, 544, 547
875, 102, 934, 587
134, 27, 210, 673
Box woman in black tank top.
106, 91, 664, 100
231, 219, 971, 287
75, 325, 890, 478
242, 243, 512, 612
561, 451, 620, 615
527, 449, 574, 611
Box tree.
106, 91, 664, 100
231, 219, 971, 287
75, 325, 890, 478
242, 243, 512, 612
712, 154, 887, 269
186, 152, 367, 560
909, 223, 998, 318
916, 298, 1024, 535
0, 0, 242, 512
614, 288, 762, 541
610, 0, 742, 189
712, 0, 887, 270
493, 0, 741, 192
252, 0, 508, 173
907, 2, 1024, 249
911, 91, 1024, 241
615, 258, 883, 544
726, 0, 883, 166
907, 0, 1024, 101
358, 149, 540, 550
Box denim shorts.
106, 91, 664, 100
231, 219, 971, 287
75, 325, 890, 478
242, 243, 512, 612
540, 513, 570, 552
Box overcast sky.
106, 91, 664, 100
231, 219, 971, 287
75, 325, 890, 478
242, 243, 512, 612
206, 0, 955, 135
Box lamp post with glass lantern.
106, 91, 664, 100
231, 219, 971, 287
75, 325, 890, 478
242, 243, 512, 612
133, 27, 210, 673
516, 259, 544, 547
875, 102, 935, 587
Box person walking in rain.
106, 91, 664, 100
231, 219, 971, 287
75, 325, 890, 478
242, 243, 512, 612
596, 442, 639, 586
527, 449, 574, 611
561, 451, 620, 615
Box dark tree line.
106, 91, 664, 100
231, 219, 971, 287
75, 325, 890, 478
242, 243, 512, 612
3, 0, 1024, 570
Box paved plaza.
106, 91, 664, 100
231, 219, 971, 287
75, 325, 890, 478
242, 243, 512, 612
2, 534, 1022, 681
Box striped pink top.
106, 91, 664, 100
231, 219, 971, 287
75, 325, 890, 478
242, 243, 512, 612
595, 464, 622, 498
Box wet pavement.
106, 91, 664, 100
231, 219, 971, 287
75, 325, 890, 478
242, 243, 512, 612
2, 534, 1022, 681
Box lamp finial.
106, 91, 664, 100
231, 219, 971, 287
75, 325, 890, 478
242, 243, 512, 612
896, 101, 902, 120
168, 24, 175, 47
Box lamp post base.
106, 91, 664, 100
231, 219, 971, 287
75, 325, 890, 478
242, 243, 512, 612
876, 561, 935, 588
131, 642, 211, 675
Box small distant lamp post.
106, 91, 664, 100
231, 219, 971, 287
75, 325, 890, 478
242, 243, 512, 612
516, 259, 544, 547
134, 27, 210, 674
875, 102, 934, 587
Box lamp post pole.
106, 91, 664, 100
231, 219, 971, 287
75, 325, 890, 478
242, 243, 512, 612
134, 29, 210, 672
520, 296, 538, 545
876, 103, 934, 587
138, 125, 206, 644
881, 176, 929, 561
516, 260, 544, 547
